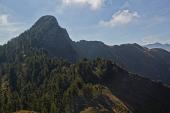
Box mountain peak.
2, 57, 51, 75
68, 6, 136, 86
32, 15, 59, 29
38, 15, 58, 23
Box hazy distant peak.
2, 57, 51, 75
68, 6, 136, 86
145, 43, 170, 52
78, 40, 105, 45
113, 43, 145, 50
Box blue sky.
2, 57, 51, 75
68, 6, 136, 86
0, 0, 170, 45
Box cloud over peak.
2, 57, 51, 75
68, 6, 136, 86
62, 0, 103, 10
100, 10, 140, 27
0, 14, 26, 44
0, 14, 8, 25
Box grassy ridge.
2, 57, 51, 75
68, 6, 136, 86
13, 110, 38, 113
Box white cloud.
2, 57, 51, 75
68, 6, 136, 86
0, 14, 22, 33
0, 14, 8, 25
100, 10, 140, 27
0, 14, 26, 44
141, 35, 161, 44
62, 0, 103, 10
141, 35, 170, 44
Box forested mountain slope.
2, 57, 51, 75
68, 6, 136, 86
0, 56, 170, 113
0, 15, 170, 113
0, 15, 170, 85
0, 15, 77, 63
75, 41, 170, 85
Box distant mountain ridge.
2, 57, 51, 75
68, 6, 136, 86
74, 41, 170, 85
145, 43, 170, 52
1, 56, 170, 113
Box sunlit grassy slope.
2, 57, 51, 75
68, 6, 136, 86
13, 110, 38, 113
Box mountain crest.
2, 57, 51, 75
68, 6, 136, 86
31, 15, 60, 30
